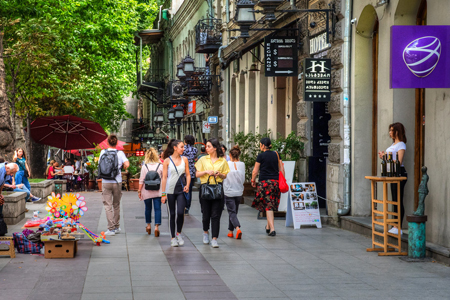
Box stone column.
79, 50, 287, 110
255, 68, 268, 134
244, 72, 256, 134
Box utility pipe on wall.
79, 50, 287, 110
338, 0, 353, 216
157, 5, 163, 30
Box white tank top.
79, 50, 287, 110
166, 156, 186, 194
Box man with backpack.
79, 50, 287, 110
98, 134, 129, 236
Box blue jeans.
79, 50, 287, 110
15, 171, 31, 191
144, 198, 161, 225
14, 185, 31, 201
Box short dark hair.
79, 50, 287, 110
201, 146, 206, 153
184, 135, 195, 145
107, 134, 118, 146
260, 137, 272, 149
0, 157, 4, 163
207, 138, 224, 157
221, 144, 227, 152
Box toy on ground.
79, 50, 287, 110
78, 224, 110, 246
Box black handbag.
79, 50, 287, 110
200, 176, 223, 201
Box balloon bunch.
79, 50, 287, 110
45, 192, 88, 221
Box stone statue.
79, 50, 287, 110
413, 166, 429, 216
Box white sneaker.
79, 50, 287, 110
171, 238, 179, 247
114, 227, 121, 234
211, 239, 219, 248
104, 230, 115, 236
176, 233, 185, 246
388, 227, 403, 235
203, 233, 209, 245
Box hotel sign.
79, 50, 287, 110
265, 36, 298, 77
391, 25, 450, 88
303, 58, 331, 102
310, 32, 330, 55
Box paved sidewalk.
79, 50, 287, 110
1, 191, 450, 300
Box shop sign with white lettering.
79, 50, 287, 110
303, 58, 331, 102
264, 36, 298, 77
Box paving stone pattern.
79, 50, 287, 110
1, 191, 450, 300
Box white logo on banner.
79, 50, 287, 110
403, 36, 441, 78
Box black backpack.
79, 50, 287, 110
0, 213, 7, 236
97, 150, 119, 181
144, 163, 161, 190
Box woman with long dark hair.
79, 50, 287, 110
161, 139, 191, 247
251, 138, 285, 236
378, 122, 408, 235
195, 138, 230, 248
182, 135, 198, 215
13, 148, 40, 201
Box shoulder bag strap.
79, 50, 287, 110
169, 157, 185, 189
155, 163, 160, 172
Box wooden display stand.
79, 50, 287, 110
0, 236, 16, 258
365, 176, 408, 256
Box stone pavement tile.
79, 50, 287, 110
0, 288, 33, 300
86, 267, 130, 276
233, 288, 287, 299
83, 275, 131, 287
133, 291, 185, 300
0, 277, 40, 289
130, 268, 174, 277
282, 287, 339, 299
131, 273, 176, 282
27, 293, 81, 300
131, 279, 178, 287
237, 298, 291, 300
33, 279, 85, 294
82, 284, 132, 294
181, 285, 232, 292
177, 279, 227, 287
81, 293, 133, 300
87, 261, 130, 271
130, 264, 172, 273
184, 291, 237, 299
174, 274, 222, 281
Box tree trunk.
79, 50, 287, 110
29, 138, 47, 178
0, 31, 15, 161
25, 113, 32, 175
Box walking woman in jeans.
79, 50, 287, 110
13, 148, 40, 201
223, 145, 245, 239
195, 138, 230, 248
161, 139, 191, 247
251, 138, 285, 237
138, 147, 163, 237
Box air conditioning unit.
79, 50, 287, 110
171, 81, 183, 97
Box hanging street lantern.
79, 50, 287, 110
182, 55, 196, 77
153, 111, 165, 127
176, 62, 186, 81
174, 105, 184, 126
234, 0, 256, 40
256, 0, 283, 22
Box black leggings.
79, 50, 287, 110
167, 193, 186, 238
391, 166, 407, 228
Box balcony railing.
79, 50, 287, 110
195, 18, 223, 54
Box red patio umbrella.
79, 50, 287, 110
30, 115, 108, 150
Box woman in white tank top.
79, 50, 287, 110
160, 139, 191, 247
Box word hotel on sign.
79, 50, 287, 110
305, 73, 331, 78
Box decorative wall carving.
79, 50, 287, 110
328, 44, 343, 67
297, 119, 308, 138
328, 118, 341, 137
297, 101, 307, 118
328, 93, 341, 114
331, 69, 342, 90
328, 143, 340, 163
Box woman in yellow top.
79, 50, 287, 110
195, 138, 230, 248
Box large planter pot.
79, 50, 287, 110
243, 182, 256, 197
88, 179, 95, 190
130, 178, 140, 191
97, 179, 102, 191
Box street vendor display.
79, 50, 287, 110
14, 192, 110, 259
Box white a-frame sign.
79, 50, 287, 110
286, 182, 322, 229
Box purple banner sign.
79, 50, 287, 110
391, 25, 450, 88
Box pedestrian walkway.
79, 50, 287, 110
1, 191, 450, 300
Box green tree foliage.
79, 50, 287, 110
0, 0, 160, 132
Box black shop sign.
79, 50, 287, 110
265, 36, 298, 77
303, 58, 331, 102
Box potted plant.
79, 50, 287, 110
86, 146, 102, 191
127, 156, 142, 190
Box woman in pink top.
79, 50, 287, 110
138, 148, 163, 236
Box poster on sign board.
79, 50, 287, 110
286, 182, 322, 229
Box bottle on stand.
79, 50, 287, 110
387, 152, 393, 177
381, 154, 387, 177
396, 159, 401, 177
